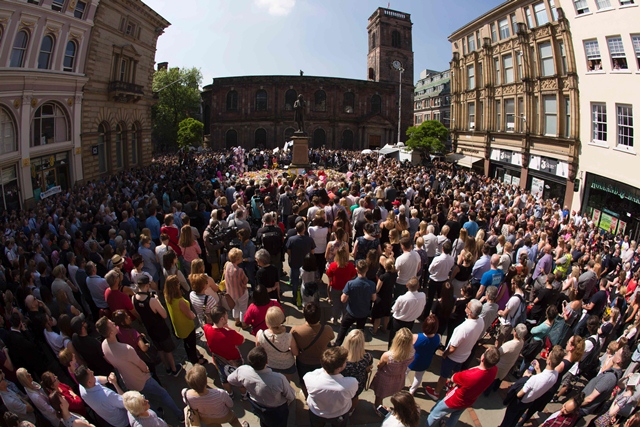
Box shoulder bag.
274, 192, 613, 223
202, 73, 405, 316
298, 325, 326, 354
182, 389, 201, 427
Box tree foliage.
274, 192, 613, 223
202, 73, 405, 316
177, 118, 204, 148
151, 67, 202, 151
405, 120, 448, 154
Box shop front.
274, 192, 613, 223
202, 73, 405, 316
31, 152, 70, 201
582, 173, 640, 240
0, 164, 22, 213
489, 149, 522, 187
527, 155, 568, 205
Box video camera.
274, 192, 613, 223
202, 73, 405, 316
206, 225, 239, 251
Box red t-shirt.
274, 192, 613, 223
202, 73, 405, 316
160, 225, 182, 257
105, 288, 134, 317
444, 366, 497, 409
203, 324, 243, 361
243, 300, 283, 336
326, 261, 357, 291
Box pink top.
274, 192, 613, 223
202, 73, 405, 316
225, 263, 248, 300
244, 300, 283, 335
180, 242, 202, 263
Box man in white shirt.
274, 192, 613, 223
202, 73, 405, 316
303, 347, 357, 427
498, 347, 563, 427
388, 277, 426, 348
424, 240, 455, 317
423, 225, 438, 268
394, 237, 422, 298
426, 299, 485, 400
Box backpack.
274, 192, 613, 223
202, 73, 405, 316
509, 294, 527, 327
578, 336, 602, 380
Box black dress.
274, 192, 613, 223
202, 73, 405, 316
371, 272, 397, 320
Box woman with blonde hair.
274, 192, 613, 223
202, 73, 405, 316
122, 390, 169, 427
178, 225, 201, 276
370, 327, 415, 414
165, 275, 207, 366
341, 330, 373, 414
380, 211, 397, 245
325, 228, 347, 267
562, 266, 580, 297
256, 306, 298, 380
225, 247, 249, 327
326, 247, 356, 323
414, 221, 428, 243
16, 368, 58, 426
452, 228, 468, 260
389, 228, 402, 259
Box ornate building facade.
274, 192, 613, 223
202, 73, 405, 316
79, 0, 169, 181
0, 0, 97, 209
413, 69, 451, 127
202, 8, 414, 151
449, 0, 580, 206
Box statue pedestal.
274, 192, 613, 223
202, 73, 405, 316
290, 133, 310, 170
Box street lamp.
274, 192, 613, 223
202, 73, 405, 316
392, 60, 404, 145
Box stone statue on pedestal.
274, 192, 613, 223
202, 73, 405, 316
293, 94, 306, 133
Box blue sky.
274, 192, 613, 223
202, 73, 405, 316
143, 0, 504, 86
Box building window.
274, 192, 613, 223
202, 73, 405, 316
130, 123, 139, 165
539, 42, 555, 76
505, 99, 515, 131
74, 1, 86, 18
51, 0, 65, 12
115, 123, 124, 169
592, 103, 607, 142
559, 41, 567, 75
255, 89, 267, 112
391, 30, 401, 48
585, 40, 602, 71
525, 8, 534, 28
284, 89, 297, 111
226, 90, 238, 111
503, 54, 514, 83
0, 107, 17, 155
534, 2, 549, 26
97, 123, 107, 173
467, 35, 475, 52
10, 30, 29, 68
595, 0, 612, 8
543, 95, 557, 136
620, 0, 635, 4
510, 14, 518, 35
342, 130, 354, 150
608, 36, 628, 70
225, 129, 237, 149
38, 35, 54, 70
63, 41, 76, 72
491, 24, 497, 43
371, 95, 381, 114
0, 165, 20, 212
499, 18, 510, 40
312, 128, 326, 149
496, 100, 501, 130
617, 104, 634, 148
632, 35, 640, 69
467, 65, 475, 90
564, 97, 571, 138
32, 103, 69, 147
468, 102, 476, 128
119, 58, 128, 81
574, 0, 590, 14
370, 32, 376, 50
549, 0, 559, 20
344, 92, 355, 113
255, 128, 267, 148
314, 90, 326, 112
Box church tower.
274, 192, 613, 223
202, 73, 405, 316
367, 8, 414, 143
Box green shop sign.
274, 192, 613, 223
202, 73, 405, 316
591, 180, 640, 205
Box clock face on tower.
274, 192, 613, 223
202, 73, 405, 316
392, 60, 403, 70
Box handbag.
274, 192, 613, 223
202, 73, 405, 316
182, 389, 201, 427
218, 262, 228, 292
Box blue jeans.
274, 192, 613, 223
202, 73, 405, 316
141, 377, 183, 421
290, 265, 301, 303
426, 399, 464, 427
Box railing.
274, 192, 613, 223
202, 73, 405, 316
108, 80, 144, 95
383, 9, 407, 19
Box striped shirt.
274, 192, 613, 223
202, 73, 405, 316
225, 263, 248, 300
184, 388, 234, 420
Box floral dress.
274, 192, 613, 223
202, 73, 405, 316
342, 352, 373, 396
370, 351, 414, 399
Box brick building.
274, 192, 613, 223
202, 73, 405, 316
202, 8, 414, 151
80, 0, 169, 181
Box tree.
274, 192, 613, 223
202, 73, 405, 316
151, 67, 202, 151
405, 120, 448, 154
177, 118, 204, 148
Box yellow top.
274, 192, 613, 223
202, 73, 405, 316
166, 296, 195, 339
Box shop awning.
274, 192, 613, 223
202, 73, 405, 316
456, 155, 483, 169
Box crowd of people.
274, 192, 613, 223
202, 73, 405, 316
0, 146, 640, 427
